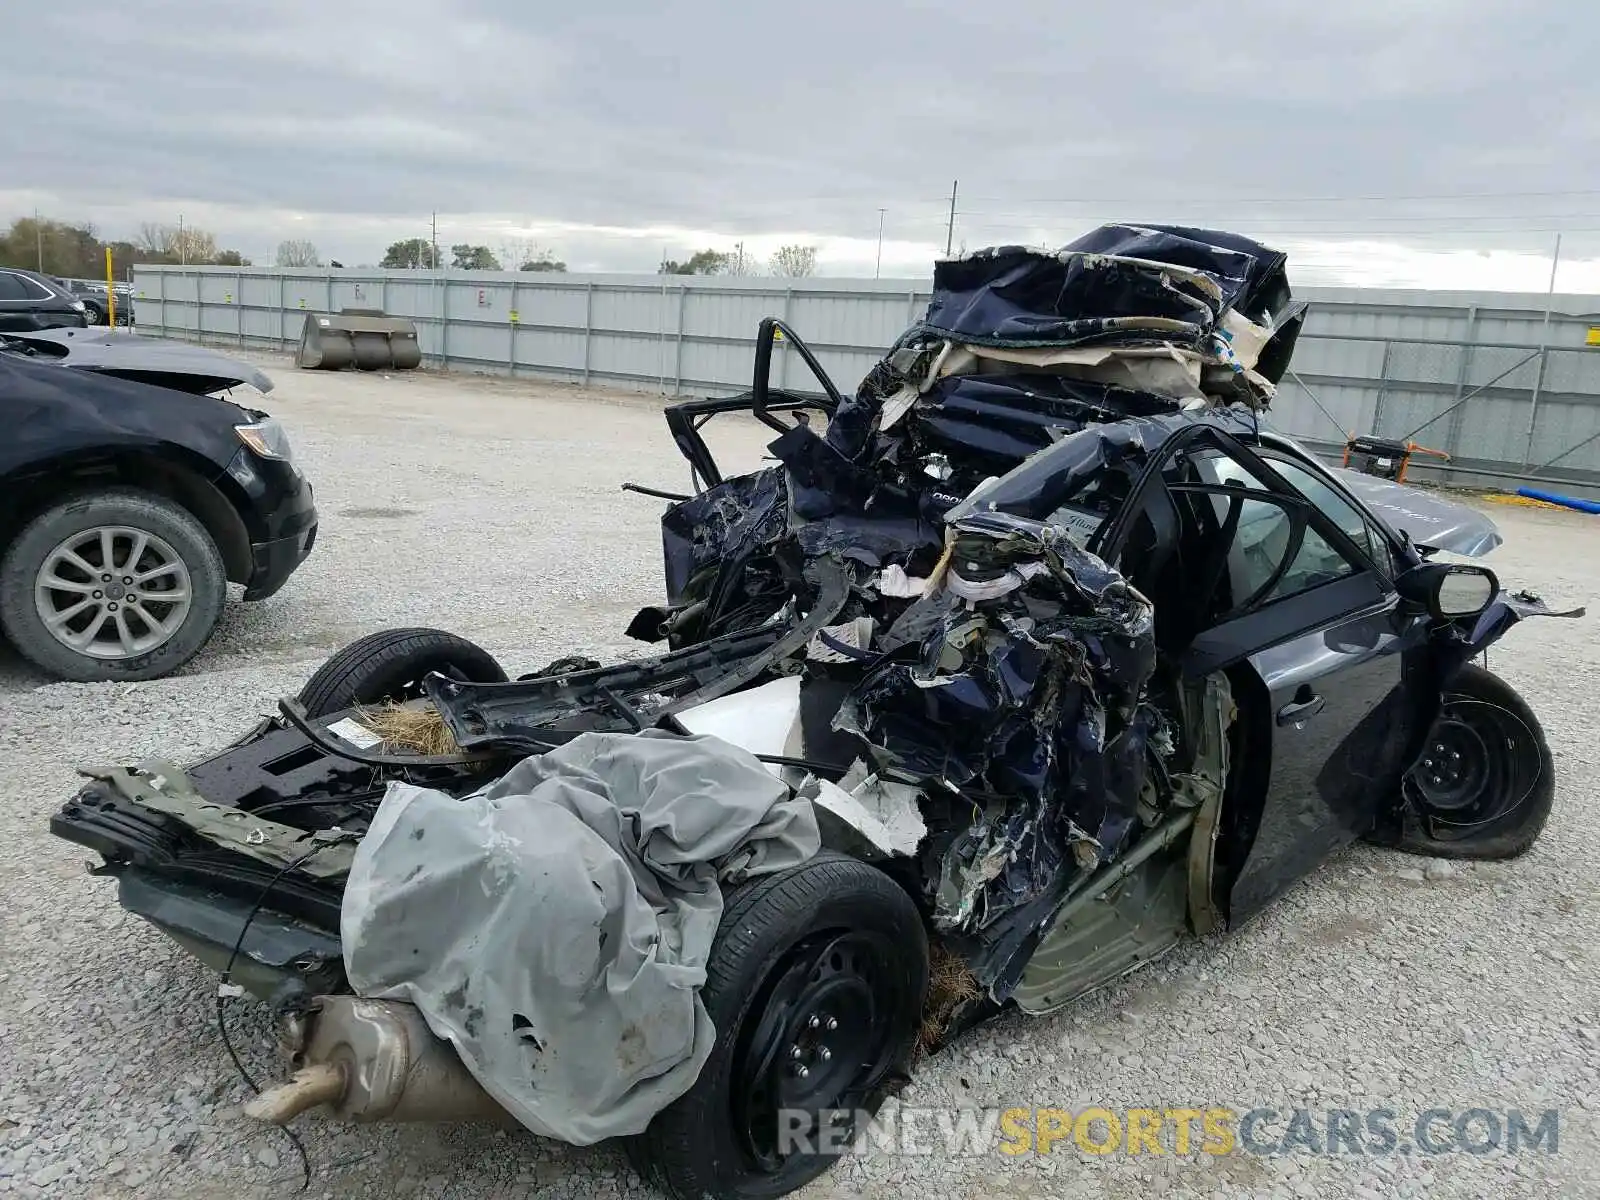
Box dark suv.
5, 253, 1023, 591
0, 332, 317, 680
0, 267, 90, 332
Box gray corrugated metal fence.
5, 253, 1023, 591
130, 266, 1600, 498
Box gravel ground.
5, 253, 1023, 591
1, 354, 1597, 1199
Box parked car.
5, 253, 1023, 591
0, 266, 89, 332
0, 331, 316, 680
47, 228, 1582, 1200
54, 278, 136, 326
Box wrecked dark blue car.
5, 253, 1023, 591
50, 225, 1582, 1200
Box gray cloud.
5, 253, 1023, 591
6, 0, 1600, 281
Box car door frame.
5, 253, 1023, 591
1092, 420, 1434, 923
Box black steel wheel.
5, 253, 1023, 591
1397, 663, 1555, 859
735, 929, 904, 1173
628, 852, 928, 1200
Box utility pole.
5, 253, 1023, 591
178, 213, 186, 265
34, 208, 43, 272
944, 180, 958, 257
875, 208, 886, 279
431, 211, 439, 269
734, 241, 745, 275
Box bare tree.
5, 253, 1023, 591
275, 239, 321, 267
136, 222, 170, 257
770, 244, 818, 277
134, 222, 230, 264
174, 227, 219, 263
496, 238, 565, 273
723, 242, 762, 276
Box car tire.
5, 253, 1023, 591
1394, 663, 1556, 859
83, 302, 105, 325
627, 851, 928, 1200
0, 488, 226, 682
297, 627, 508, 717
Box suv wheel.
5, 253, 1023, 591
0, 489, 227, 681
82, 301, 106, 325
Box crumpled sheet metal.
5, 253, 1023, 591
341, 730, 820, 1146
84, 761, 356, 878
661, 467, 787, 605
1062, 224, 1291, 329
810, 225, 1297, 519
919, 226, 1294, 370
835, 513, 1158, 944
923, 247, 1225, 352
945, 405, 1260, 526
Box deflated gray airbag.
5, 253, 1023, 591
340, 728, 820, 1145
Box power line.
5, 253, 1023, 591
953, 210, 1600, 226
949, 187, 1600, 206
950, 219, 1600, 239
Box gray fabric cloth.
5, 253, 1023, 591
340, 729, 820, 1146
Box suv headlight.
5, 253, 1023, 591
69, 299, 87, 313
235, 417, 295, 462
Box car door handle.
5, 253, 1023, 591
1276, 693, 1326, 726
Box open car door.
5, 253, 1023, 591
1101, 425, 1435, 926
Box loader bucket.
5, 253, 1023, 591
296, 310, 422, 371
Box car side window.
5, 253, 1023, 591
1258, 453, 1387, 570
1181, 449, 1369, 613
0, 273, 29, 301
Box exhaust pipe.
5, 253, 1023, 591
245, 996, 507, 1126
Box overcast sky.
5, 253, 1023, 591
6, 1, 1600, 289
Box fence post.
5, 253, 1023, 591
156, 268, 166, 338
1441, 307, 1478, 478
780, 288, 795, 390
278, 273, 287, 347
507, 280, 518, 376
439, 273, 449, 370
658, 278, 669, 395
1371, 341, 1394, 435
582, 282, 594, 386
192, 271, 203, 343
674, 285, 686, 396
1523, 348, 1552, 468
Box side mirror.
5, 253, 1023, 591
1397, 562, 1499, 620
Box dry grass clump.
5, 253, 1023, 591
918, 941, 981, 1056
356, 703, 459, 755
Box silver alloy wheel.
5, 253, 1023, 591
33, 525, 194, 660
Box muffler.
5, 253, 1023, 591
245, 996, 507, 1126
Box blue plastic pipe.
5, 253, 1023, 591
1516, 486, 1600, 514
